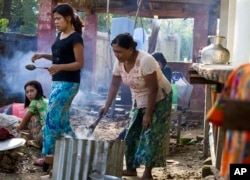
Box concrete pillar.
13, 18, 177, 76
219, 0, 236, 65
219, 0, 229, 38
82, 13, 98, 91
193, 5, 210, 62
37, 0, 57, 52
226, 1, 236, 64
232, 0, 250, 66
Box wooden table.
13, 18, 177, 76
189, 63, 235, 169
189, 63, 234, 84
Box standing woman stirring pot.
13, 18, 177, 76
31, 3, 84, 167
99, 33, 172, 179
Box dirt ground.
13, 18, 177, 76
0, 114, 205, 180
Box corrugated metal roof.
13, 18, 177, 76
52, 137, 125, 180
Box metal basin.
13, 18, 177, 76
89, 173, 122, 180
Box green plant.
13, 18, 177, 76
0, 18, 9, 32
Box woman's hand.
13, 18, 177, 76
31, 53, 52, 62
31, 54, 43, 63
16, 125, 23, 133
142, 114, 152, 129
99, 106, 109, 117
48, 64, 61, 75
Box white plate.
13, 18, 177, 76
0, 138, 26, 151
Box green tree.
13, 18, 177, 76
9, 0, 23, 32
0, 0, 4, 18
0, 0, 37, 34
0, 0, 11, 32
97, 13, 112, 32
0, 18, 9, 31
97, 13, 151, 35
161, 19, 194, 60
19, 0, 38, 34
0, 0, 12, 19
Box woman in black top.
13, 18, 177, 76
31, 3, 84, 166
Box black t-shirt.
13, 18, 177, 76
51, 32, 84, 83
162, 66, 172, 83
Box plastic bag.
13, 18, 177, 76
172, 71, 193, 108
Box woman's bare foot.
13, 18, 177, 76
122, 169, 137, 176
33, 157, 45, 167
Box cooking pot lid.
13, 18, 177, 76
0, 138, 26, 151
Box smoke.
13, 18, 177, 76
74, 124, 96, 140
0, 50, 52, 102
0, 50, 108, 106
73, 69, 109, 107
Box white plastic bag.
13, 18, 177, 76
172, 71, 193, 108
